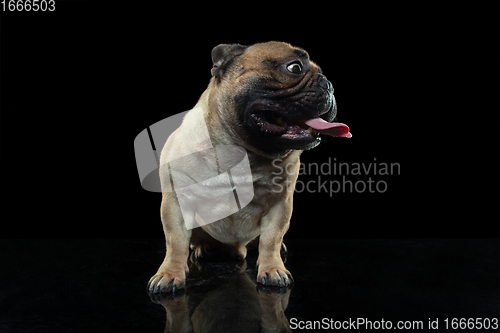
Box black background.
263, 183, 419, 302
1, 3, 499, 332
1, 1, 499, 239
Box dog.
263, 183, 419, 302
147, 41, 351, 293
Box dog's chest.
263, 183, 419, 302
200, 154, 298, 244
200, 175, 284, 243
201, 203, 262, 244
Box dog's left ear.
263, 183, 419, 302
211, 43, 247, 78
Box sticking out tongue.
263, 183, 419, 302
304, 118, 352, 138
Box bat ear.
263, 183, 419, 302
211, 44, 247, 78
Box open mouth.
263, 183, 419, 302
250, 111, 318, 141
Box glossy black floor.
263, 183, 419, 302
1, 238, 498, 332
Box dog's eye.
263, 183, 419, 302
286, 61, 303, 74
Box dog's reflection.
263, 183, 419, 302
149, 257, 292, 333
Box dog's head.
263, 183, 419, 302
210, 41, 349, 155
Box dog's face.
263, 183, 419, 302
211, 42, 337, 154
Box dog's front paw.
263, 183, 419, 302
147, 270, 186, 294
257, 265, 293, 287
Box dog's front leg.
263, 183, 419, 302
256, 195, 294, 287
148, 192, 191, 293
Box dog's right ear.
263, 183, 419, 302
211, 43, 247, 78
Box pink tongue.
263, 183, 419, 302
304, 118, 352, 138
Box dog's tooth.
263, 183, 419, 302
306, 127, 313, 133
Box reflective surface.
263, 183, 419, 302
1, 239, 498, 332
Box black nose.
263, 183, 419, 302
318, 75, 333, 92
